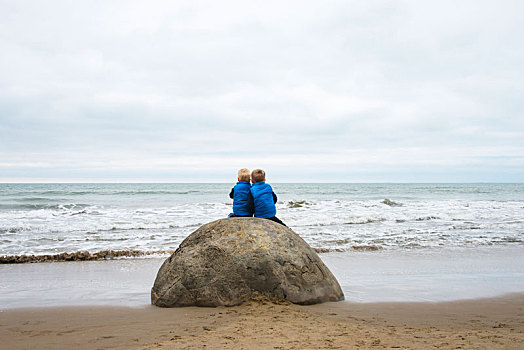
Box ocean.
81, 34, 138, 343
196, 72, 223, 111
1, 183, 523, 258
1, 183, 523, 306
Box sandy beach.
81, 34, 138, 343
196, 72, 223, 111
1, 247, 523, 348
1, 294, 523, 349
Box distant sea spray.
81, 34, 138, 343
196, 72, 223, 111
1, 183, 523, 263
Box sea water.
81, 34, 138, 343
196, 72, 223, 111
1, 183, 523, 307
0, 183, 523, 256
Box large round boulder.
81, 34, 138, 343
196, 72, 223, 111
151, 217, 344, 307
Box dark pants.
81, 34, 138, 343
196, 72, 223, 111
228, 213, 253, 217
267, 216, 287, 227
229, 213, 286, 227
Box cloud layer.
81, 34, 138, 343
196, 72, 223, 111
1, 0, 523, 182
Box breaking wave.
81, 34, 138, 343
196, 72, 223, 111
0, 203, 91, 210
1, 183, 523, 258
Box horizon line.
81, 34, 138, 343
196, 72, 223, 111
1, 181, 522, 185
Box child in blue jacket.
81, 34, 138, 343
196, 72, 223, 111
250, 169, 286, 226
228, 168, 254, 217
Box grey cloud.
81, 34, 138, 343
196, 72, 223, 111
1, 0, 523, 181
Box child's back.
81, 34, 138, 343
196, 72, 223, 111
229, 168, 253, 217
250, 181, 277, 218
250, 169, 286, 226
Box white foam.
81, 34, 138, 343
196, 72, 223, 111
1, 185, 523, 256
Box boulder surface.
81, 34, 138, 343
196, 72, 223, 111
151, 217, 344, 307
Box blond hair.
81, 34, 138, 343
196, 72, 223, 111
237, 168, 251, 182
251, 168, 266, 183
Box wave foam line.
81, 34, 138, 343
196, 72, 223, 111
0, 249, 174, 264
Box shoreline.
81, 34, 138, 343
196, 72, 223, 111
1, 247, 523, 309
2, 246, 523, 348
3, 246, 523, 309
2, 293, 523, 349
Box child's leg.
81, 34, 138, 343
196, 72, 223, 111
267, 216, 287, 226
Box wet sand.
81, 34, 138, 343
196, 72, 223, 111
1, 248, 523, 348
2, 247, 523, 308
1, 294, 523, 349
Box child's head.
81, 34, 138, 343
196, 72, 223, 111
237, 168, 251, 182
251, 169, 266, 183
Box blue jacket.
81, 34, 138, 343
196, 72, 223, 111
250, 182, 277, 218
229, 181, 253, 216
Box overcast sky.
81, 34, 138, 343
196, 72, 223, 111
1, 0, 523, 182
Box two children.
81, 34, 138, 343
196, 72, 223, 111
229, 168, 286, 226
